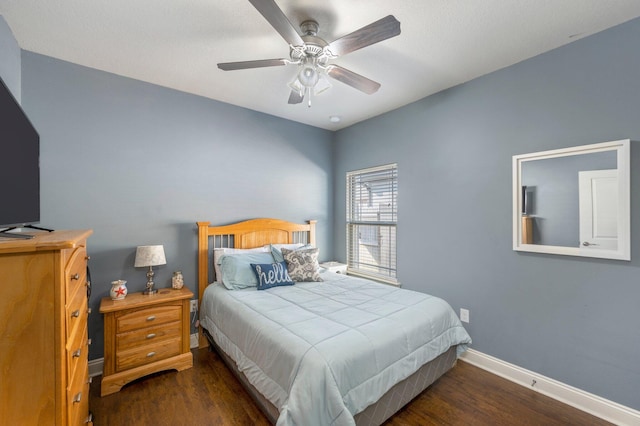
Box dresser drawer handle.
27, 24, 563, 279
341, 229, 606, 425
146, 315, 156, 322
146, 333, 156, 339
71, 310, 80, 318
71, 273, 80, 280
146, 351, 156, 358
73, 349, 82, 358
73, 392, 82, 403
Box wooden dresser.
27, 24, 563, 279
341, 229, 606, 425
99, 287, 193, 396
0, 230, 93, 425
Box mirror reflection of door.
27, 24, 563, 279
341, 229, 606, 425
579, 169, 618, 250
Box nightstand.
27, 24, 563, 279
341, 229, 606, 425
320, 261, 348, 274
99, 287, 193, 396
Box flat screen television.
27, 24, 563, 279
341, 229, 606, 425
0, 76, 40, 238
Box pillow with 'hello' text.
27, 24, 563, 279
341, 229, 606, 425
250, 261, 295, 290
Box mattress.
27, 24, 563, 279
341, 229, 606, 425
200, 271, 471, 426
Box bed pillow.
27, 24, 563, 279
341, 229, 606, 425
250, 261, 295, 290
218, 252, 276, 290
281, 247, 323, 282
213, 246, 270, 282
270, 243, 311, 263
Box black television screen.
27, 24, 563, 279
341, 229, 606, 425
0, 76, 40, 228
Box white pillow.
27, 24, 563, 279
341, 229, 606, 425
213, 246, 270, 282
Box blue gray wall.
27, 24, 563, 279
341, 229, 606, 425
333, 18, 640, 409
19, 52, 334, 360
0, 16, 21, 101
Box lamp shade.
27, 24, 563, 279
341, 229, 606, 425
134, 245, 166, 268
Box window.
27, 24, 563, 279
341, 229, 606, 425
346, 163, 397, 283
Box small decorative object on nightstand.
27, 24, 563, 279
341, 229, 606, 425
109, 280, 128, 300
172, 271, 184, 289
320, 261, 348, 274
99, 287, 194, 396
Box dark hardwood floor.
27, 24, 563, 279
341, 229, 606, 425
90, 348, 612, 425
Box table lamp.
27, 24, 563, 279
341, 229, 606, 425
134, 245, 166, 295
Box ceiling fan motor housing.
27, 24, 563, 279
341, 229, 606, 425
290, 20, 332, 66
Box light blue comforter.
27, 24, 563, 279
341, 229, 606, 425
200, 271, 471, 425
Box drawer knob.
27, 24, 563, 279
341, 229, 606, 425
71, 310, 80, 318
73, 392, 82, 403
85, 255, 91, 260
71, 273, 80, 280
87, 377, 93, 384
146, 333, 156, 339
146, 351, 156, 358
73, 349, 82, 358
146, 315, 156, 322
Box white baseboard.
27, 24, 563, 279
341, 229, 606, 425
88, 357, 104, 378
459, 349, 640, 426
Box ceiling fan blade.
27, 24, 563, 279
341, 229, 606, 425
327, 65, 381, 95
248, 0, 304, 46
327, 15, 401, 57
288, 89, 304, 104
217, 58, 288, 71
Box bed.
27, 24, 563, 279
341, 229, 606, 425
196, 218, 471, 425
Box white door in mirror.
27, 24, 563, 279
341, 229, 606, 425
579, 169, 618, 250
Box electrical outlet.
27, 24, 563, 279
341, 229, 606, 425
460, 308, 470, 323
190, 299, 198, 313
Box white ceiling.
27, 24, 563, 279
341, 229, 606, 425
2, 1, 640, 130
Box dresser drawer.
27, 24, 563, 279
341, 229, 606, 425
116, 336, 182, 371
64, 245, 88, 303
117, 321, 182, 352
66, 319, 89, 385
66, 285, 88, 341
116, 303, 183, 333
67, 362, 90, 426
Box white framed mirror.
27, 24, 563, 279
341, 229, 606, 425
513, 139, 630, 261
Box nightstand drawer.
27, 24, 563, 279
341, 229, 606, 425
116, 303, 182, 333
117, 321, 182, 352
116, 336, 182, 371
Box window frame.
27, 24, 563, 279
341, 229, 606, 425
346, 163, 398, 285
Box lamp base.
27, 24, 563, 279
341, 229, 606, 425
142, 288, 157, 295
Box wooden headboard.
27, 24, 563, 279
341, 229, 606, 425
196, 218, 316, 301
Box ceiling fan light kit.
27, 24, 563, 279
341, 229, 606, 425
217, 0, 401, 108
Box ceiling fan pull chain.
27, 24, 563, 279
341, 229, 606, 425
307, 87, 312, 108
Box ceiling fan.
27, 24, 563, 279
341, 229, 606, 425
217, 0, 401, 107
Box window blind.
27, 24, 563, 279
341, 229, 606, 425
346, 164, 397, 283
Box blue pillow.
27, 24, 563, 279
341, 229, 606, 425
270, 243, 311, 263
219, 252, 276, 290
250, 261, 295, 290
